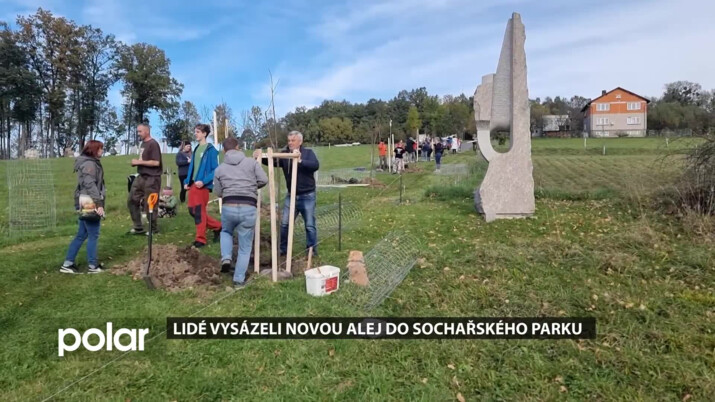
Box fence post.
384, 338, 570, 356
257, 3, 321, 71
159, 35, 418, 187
338, 192, 342, 251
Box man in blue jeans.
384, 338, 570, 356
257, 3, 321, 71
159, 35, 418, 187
214, 137, 268, 288
255, 130, 320, 257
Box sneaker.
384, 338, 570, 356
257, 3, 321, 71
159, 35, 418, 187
221, 260, 231, 273
60, 264, 80, 274
128, 228, 146, 235
233, 281, 246, 289
192, 241, 206, 248
88, 264, 106, 274
213, 230, 221, 243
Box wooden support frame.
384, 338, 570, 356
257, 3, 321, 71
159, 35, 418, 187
285, 155, 299, 274
254, 154, 262, 274
212, 111, 222, 213
262, 148, 301, 282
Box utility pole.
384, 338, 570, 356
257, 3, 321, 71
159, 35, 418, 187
389, 119, 393, 173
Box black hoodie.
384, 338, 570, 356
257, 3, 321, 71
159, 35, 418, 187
263, 146, 319, 195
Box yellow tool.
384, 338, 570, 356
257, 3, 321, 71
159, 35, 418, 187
142, 193, 159, 289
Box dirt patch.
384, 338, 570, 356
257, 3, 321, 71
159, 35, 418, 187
259, 203, 275, 219
284, 255, 312, 275
112, 235, 316, 291
361, 177, 386, 188
404, 163, 425, 173
112, 245, 223, 291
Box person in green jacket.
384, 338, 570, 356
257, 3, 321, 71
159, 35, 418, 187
183, 123, 221, 247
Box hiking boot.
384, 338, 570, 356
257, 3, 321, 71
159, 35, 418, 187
88, 264, 106, 274
192, 241, 206, 248
128, 228, 146, 235
60, 263, 80, 274
221, 260, 232, 273
233, 280, 246, 289
213, 230, 221, 243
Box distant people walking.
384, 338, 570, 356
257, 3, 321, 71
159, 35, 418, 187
451, 136, 459, 154
128, 124, 163, 235
406, 137, 416, 163
434, 140, 444, 171
214, 137, 268, 288
422, 141, 431, 161
61, 140, 106, 274
394, 140, 406, 174
175, 141, 192, 203
378, 140, 388, 170
184, 124, 221, 248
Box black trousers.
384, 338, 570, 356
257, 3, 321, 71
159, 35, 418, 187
179, 175, 187, 203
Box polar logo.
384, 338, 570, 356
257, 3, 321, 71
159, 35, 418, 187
58, 322, 149, 357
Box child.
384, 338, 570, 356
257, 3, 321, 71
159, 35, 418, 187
158, 186, 178, 218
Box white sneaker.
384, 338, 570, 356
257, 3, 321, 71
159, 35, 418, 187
88, 264, 106, 274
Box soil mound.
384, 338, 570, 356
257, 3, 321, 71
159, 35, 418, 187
113, 245, 223, 291
361, 177, 386, 188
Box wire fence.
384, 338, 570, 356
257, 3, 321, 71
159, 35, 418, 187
432, 162, 474, 187
340, 230, 421, 311
6, 159, 57, 237
292, 201, 363, 248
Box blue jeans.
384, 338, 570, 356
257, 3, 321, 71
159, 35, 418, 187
64, 219, 101, 267
220, 206, 257, 283
281, 191, 317, 255
435, 152, 442, 168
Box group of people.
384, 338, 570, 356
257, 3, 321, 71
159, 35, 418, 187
377, 135, 461, 173
60, 124, 320, 289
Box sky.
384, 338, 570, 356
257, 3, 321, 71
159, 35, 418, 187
2, 0, 715, 124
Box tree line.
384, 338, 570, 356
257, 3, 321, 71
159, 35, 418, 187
278, 88, 476, 146
0, 8, 183, 158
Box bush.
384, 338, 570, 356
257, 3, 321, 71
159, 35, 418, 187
656, 134, 715, 215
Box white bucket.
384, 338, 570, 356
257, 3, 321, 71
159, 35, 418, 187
305, 265, 341, 296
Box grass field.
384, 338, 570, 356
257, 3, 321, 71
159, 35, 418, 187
0, 138, 713, 400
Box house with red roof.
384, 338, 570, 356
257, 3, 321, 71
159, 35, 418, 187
581, 87, 650, 137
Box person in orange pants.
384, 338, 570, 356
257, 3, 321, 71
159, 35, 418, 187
184, 123, 221, 247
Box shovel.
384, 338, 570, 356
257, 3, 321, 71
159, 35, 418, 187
142, 193, 159, 290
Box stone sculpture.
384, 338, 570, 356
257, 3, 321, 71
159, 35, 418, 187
474, 12, 535, 222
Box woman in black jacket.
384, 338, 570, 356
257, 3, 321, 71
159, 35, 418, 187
175, 142, 192, 203
61, 140, 106, 274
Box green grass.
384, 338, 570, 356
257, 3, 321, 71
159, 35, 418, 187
1, 139, 713, 400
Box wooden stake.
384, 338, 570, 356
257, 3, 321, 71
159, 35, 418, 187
307, 247, 313, 271
267, 148, 278, 282
213, 111, 222, 213
285, 153, 299, 274
254, 154, 262, 274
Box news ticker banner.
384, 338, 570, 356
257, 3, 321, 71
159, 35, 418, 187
167, 317, 596, 340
